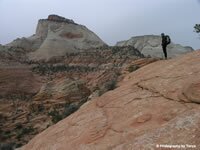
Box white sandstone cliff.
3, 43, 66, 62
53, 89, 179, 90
6, 15, 107, 61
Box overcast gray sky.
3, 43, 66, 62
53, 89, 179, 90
0, 0, 200, 49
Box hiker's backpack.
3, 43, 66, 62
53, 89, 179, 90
166, 35, 171, 45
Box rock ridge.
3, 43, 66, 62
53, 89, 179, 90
38, 14, 77, 25
47, 14, 75, 24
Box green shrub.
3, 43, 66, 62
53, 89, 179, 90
104, 80, 117, 91
1, 130, 12, 140
48, 109, 63, 124
16, 126, 34, 139
48, 102, 85, 124
32, 64, 96, 75
63, 103, 79, 117
15, 123, 23, 129
194, 24, 200, 33
0, 143, 14, 150
128, 65, 140, 72
21, 127, 34, 135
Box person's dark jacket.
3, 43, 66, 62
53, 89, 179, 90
162, 35, 171, 46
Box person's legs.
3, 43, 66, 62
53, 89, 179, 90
162, 45, 167, 59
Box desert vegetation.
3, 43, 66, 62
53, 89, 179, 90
194, 24, 200, 34
128, 65, 140, 72
32, 64, 96, 75
48, 100, 87, 124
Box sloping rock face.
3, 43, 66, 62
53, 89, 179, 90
23, 50, 200, 150
0, 45, 29, 66
6, 36, 43, 52
29, 15, 106, 61
31, 78, 91, 112
0, 68, 42, 97
0, 67, 44, 148
116, 35, 193, 58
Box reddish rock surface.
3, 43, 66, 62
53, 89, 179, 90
0, 67, 43, 97
22, 50, 200, 150
0, 67, 45, 147
0, 45, 154, 147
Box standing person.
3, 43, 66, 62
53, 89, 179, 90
161, 33, 171, 59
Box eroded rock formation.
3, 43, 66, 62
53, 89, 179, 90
22, 50, 200, 150
6, 15, 107, 61
0, 45, 153, 148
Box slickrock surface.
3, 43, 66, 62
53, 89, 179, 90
23, 50, 200, 150
116, 35, 193, 58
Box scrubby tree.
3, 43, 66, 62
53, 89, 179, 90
194, 24, 200, 33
